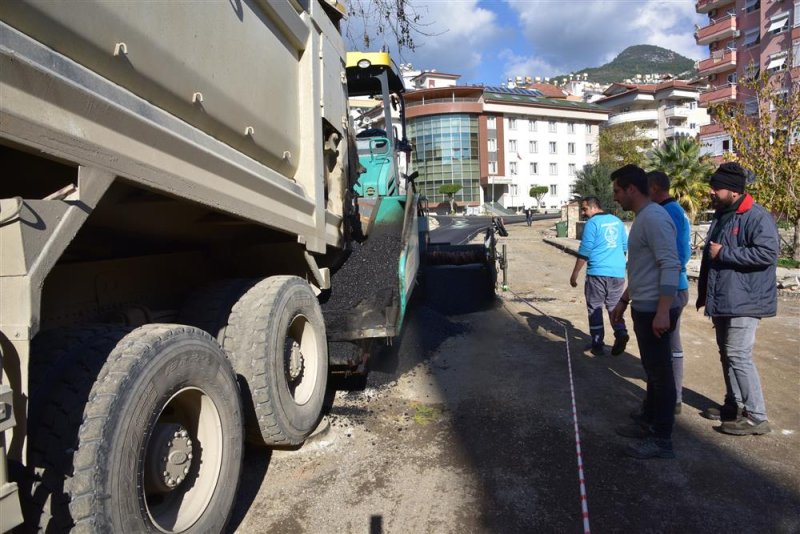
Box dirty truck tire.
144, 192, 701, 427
17, 326, 132, 533
66, 325, 244, 533
177, 278, 257, 340
224, 276, 328, 446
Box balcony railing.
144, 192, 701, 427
695, 14, 738, 45
664, 106, 692, 119
696, 0, 735, 14
699, 84, 737, 106
406, 97, 481, 107
606, 109, 658, 127
665, 126, 696, 138
697, 49, 737, 76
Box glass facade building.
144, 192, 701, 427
406, 114, 480, 205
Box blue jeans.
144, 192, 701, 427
712, 316, 767, 421
632, 307, 679, 440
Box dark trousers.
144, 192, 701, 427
632, 307, 679, 440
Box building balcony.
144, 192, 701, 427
697, 49, 737, 76
695, 15, 738, 45
664, 106, 692, 120
606, 109, 658, 127
699, 83, 737, 107
665, 126, 697, 138
699, 122, 726, 137
696, 0, 735, 14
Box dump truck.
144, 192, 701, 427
0, 1, 432, 531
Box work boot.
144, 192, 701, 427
611, 332, 629, 356
701, 404, 741, 421
624, 437, 675, 459
718, 416, 771, 436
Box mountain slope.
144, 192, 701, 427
557, 45, 697, 84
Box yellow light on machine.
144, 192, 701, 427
346, 52, 392, 70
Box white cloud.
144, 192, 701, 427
498, 49, 559, 82
507, 0, 706, 73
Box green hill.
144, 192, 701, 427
554, 45, 697, 84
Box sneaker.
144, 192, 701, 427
615, 422, 653, 439
717, 416, 771, 436
624, 437, 675, 459
584, 343, 605, 356
611, 333, 629, 356
701, 404, 741, 421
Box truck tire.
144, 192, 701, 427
224, 276, 328, 446
62, 325, 243, 533
17, 326, 132, 532
177, 278, 257, 340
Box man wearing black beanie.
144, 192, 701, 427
697, 162, 779, 435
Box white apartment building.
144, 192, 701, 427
481, 89, 608, 210
594, 81, 710, 147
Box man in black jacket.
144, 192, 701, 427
696, 162, 779, 435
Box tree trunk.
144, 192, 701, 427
793, 218, 800, 262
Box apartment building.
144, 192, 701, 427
403, 86, 608, 211
594, 81, 710, 147
695, 0, 799, 158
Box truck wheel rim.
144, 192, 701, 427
284, 314, 319, 406
143, 387, 223, 532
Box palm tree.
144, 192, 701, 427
571, 163, 621, 215
646, 137, 715, 223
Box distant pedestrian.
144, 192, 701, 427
609, 164, 681, 459
697, 162, 779, 435
647, 171, 691, 415
569, 196, 629, 356
525, 206, 534, 227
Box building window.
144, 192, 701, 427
794, 40, 800, 67
509, 139, 517, 152
727, 72, 737, 85
530, 162, 538, 175
568, 163, 577, 176
488, 138, 497, 151
568, 142, 575, 155
549, 163, 558, 176
766, 52, 788, 74
508, 118, 517, 130
795, 2, 800, 27
586, 143, 593, 154
529, 119, 537, 132
567, 122, 575, 134
510, 184, 518, 196
745, 64, 760, 80
768, 12, 789, 35
510, 161, 517, 175
487, 116, 496, 129
743, 27, 760, 48
489, 161, 497, 174
529, 140, 538, 153
722, 139, 731, 153
549, 184, 558, 195
549, 141, 557, 154
548, 121, 557, 133
586, 124, 593, 134
744, 0, 759, 13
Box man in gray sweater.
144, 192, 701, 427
609, 164, 681, 459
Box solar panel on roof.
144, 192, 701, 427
483, 86, 543, 97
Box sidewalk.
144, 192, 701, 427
543, 233, 800, 295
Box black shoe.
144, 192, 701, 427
611, 333, 629, 356
615, 422, 653, 439
624, 437, 675, 459
717, 416, 771, 436
701, 404, 741, 421
584, 343, 605, 356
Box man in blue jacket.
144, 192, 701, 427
697, 162, 779, 436
569, 196, 629, 356
647, 171, 692, 415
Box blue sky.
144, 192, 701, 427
343, 0, 709, 86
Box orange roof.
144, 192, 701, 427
527, 83, 566, 98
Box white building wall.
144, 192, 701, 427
501, 114, 601, 210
